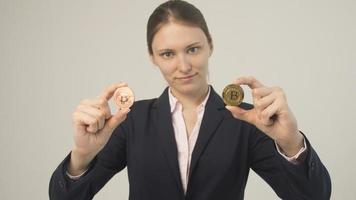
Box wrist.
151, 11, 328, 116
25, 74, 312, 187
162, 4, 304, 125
68, 148, 96, 176
276, 131, 304, 157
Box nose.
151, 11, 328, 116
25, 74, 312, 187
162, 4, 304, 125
176, 54, 192, 73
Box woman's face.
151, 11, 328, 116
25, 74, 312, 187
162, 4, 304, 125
150, 22, 212, 96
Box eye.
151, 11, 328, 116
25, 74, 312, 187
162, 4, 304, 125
159, 51, 174, 59
187, 47, 199, 54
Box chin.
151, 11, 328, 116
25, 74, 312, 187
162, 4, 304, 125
170, 76, 207, 95
176, 83, 203, 96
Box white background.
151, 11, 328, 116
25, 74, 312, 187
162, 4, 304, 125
1, 0, 355, 199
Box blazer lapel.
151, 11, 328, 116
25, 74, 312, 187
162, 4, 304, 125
188, 86, 225, 180
153, 86, 226, 197
154, 88, 185, 196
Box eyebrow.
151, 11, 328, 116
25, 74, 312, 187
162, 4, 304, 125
185, 41, 202, 49
155, 41, 202, 53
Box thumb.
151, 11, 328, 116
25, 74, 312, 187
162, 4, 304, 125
225, 106, 255, 124
105, 108, 131, 131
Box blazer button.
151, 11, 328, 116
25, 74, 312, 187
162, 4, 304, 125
311, 161, 315, 170
58, 180, 64, 188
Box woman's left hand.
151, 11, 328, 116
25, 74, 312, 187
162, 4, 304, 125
225, 76, 304, 156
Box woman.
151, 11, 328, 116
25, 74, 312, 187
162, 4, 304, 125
49, 1, 331, 199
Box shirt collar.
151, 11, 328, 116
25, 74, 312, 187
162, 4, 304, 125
168, 86, 211, 113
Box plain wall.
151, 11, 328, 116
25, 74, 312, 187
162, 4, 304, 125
1, 0, 355, 199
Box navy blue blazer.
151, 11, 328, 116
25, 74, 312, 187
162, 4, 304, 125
49, 86, 331, 199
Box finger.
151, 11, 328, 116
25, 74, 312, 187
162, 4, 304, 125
73, 112, 99, 133
80, 98, 111, 119
250, 87, 272, 113
260, 101, 279, 126
254, 93, 275, 113
252, 87, 274, 99
234, 76, 264, 89
252, 87, 280, 117
103, 108, 131, 133
225, 106, 256, 124
77, 104, 106, 130
98, 82, 128, 101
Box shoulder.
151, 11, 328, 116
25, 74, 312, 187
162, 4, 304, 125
125, 98, 159, 122
130, 98, 158, 111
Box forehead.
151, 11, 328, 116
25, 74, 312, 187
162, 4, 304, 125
151, 22, 207, 50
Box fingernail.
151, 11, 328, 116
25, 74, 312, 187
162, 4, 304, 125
122, 108, 130, 113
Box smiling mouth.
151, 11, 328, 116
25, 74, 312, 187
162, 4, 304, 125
177, 73, 197, 79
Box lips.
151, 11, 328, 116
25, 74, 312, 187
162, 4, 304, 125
177, 73, 197, 80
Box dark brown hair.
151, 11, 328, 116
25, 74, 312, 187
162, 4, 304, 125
146, 0, 212, 55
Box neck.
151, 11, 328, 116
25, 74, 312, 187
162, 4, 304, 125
170, 84, 210, 109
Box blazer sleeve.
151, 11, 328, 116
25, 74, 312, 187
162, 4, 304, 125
248, 127, 331, 200
48, 115, 131, 200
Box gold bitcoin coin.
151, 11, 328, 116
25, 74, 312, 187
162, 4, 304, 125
113, 86, 135, 109
222, 84, 244, 106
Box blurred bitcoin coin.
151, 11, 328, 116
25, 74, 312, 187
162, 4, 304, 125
113, 86, 135, 109
222, 84, 244, 106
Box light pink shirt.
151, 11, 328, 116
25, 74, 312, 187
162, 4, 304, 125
168, 87, 210, 194
168, 86, 306, 194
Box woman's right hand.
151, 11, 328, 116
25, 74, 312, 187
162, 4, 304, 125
68, 82, 131, 175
